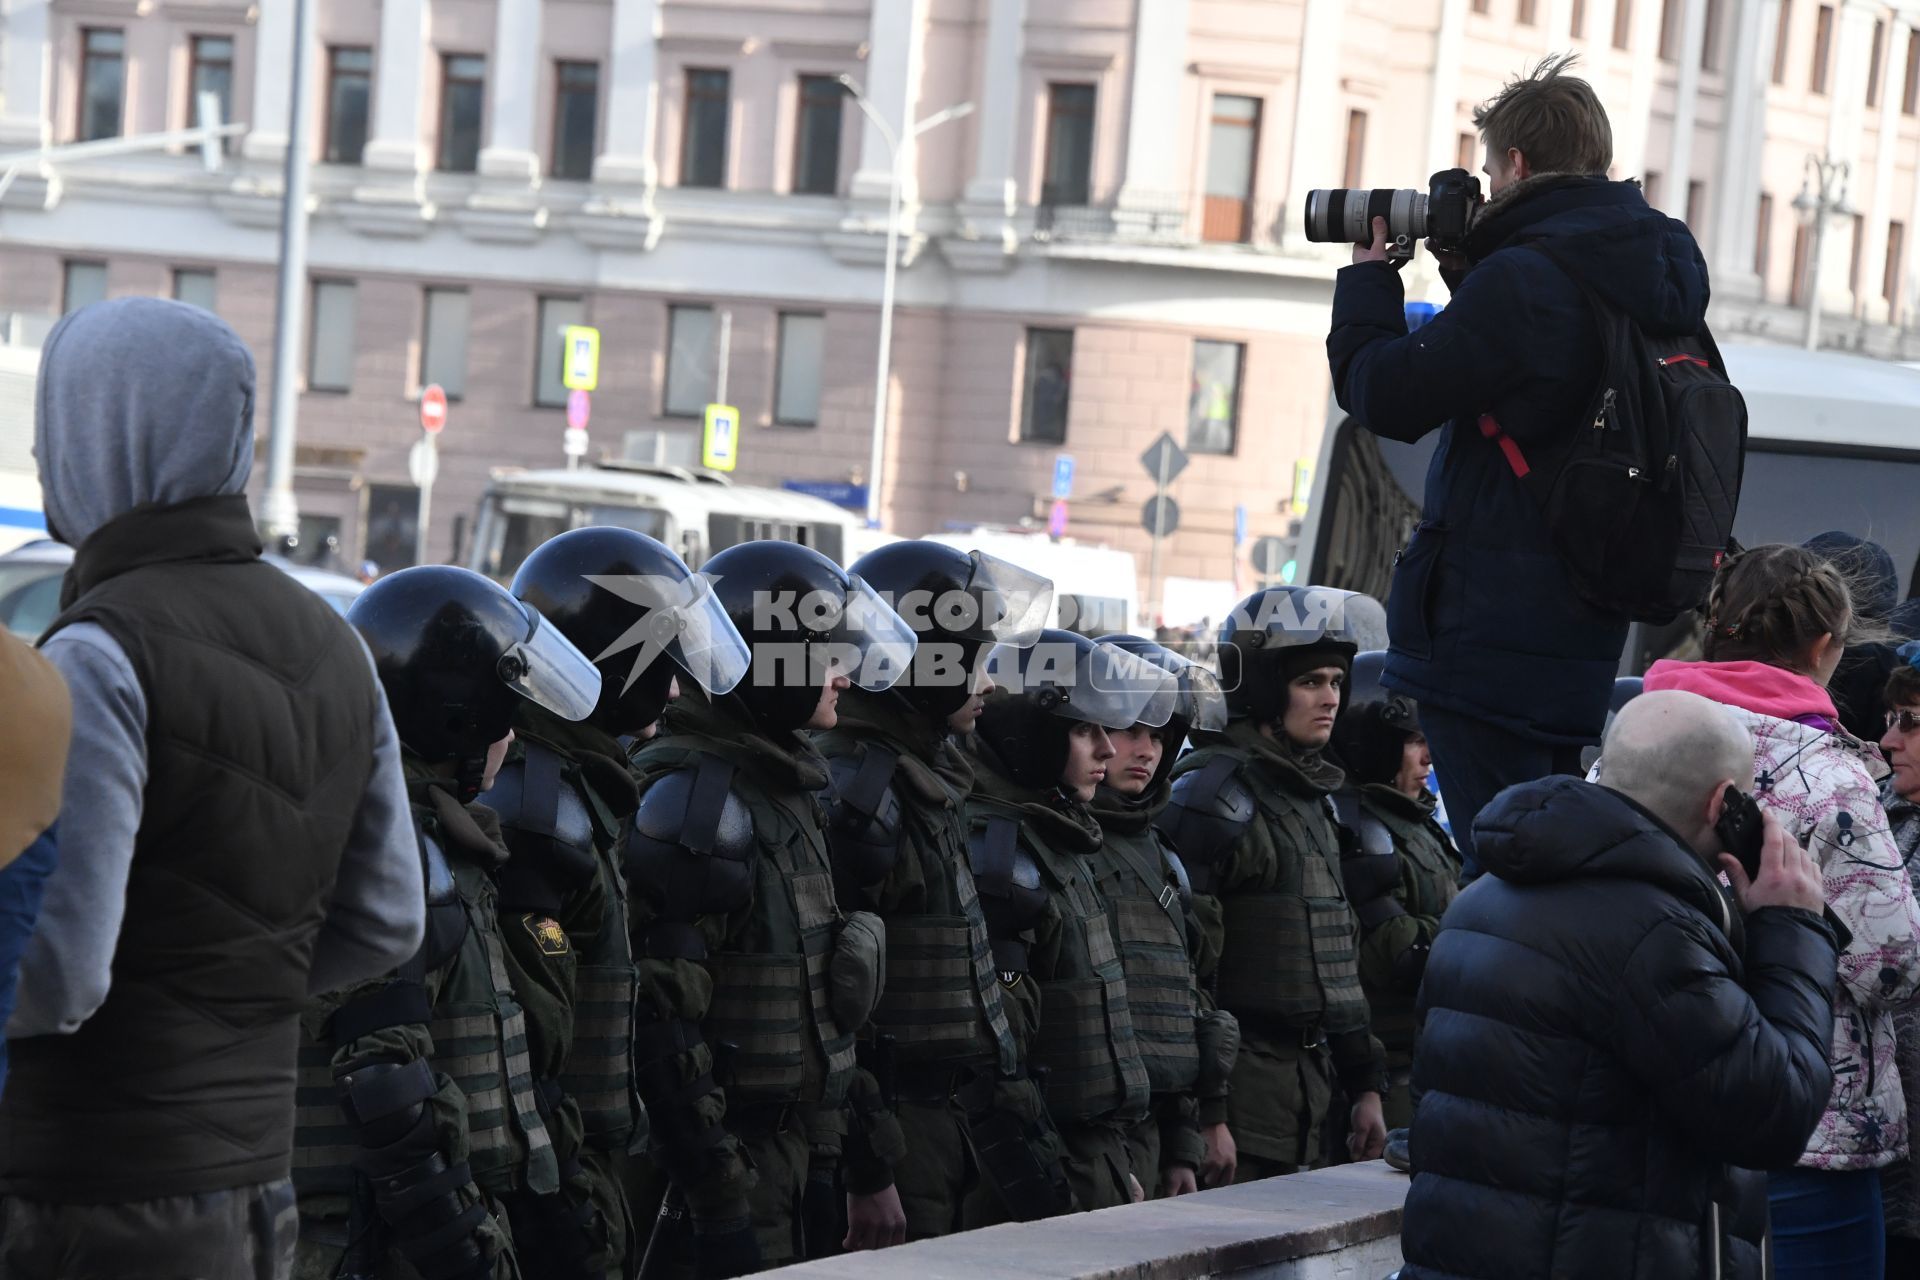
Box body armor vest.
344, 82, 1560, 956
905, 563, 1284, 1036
1356, 787, 1460, 1065
1091, 825, 1201, 1095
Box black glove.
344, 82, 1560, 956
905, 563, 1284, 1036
801, 1168, 845, 1259
692, 1224, 761, 1280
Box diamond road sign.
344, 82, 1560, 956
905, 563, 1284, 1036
1250, 535, 1292, 576
1140, 432, 1189, 486
1142, 494, 1180, 537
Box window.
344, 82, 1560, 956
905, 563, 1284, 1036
1571, 0, 1586, 38
1204, 94, 1261, 243
79, 29, 124, 141
1457, 131, 1478, 171
1471, 0, 1488, 13
664, 305, 717, 417
62, 261, 106, 314
1756, 192, 1773, 280
421, 289, 470, 399
1789, 222, 1812, 307
189, 35, 234, 145
1701, 0, 1722, 70
1850, 212, 1866, 297
1188, 340, 1242, 456
552, 62, 599, 181
1686, 180, 1706, 231
1644, 170, 1662, 208
1659, 0, 1679, 59
1019, 329, 1073, 445
680, 69, 730, 188
1811, 5, 1833, 94
364, 484, 421, 572
1773, 0, 1793, 84
1886, 220, 1906, 312
792, 75, 844, 196
1614, 0, 1634, 50
1907, 31, 1920, 113
438, 54, 486, 172
535, 297, 586, 407
1343, 110, 1367, 189
1042, 83, 1096, 207
1869, 20, 1886, 107
172, 268, 216, 313
308, 281, 357, 392
326, 48, 373, 164
1518, 0, 1537, 24
774, 313, 825, 426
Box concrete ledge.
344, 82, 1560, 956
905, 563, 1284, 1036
762, 1161, 1407, 1279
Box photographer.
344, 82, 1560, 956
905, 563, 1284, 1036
1325, 55, 1709, 874
1401, 691, 1839, 1280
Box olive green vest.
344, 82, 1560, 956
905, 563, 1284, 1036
966, 782, 1149, 1126
816, 702, 1020, 1076
1174, 726, 1369, 1038
1088, 791, 1201, 1096
633, 707, 858, 1108
1357, 783, 1460, 1064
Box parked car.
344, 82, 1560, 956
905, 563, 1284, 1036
0, 541, 366, 641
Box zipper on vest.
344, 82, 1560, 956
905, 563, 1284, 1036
1709, 1201, 1723, 1280
1593, 386, 1617, 430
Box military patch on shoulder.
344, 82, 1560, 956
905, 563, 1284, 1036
998, 970, 1022, 989
522, 915, 570, 956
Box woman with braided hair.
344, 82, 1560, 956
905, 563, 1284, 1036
1641, 543, 1920, 1280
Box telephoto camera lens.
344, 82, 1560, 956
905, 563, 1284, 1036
1303, 188, 1428, 245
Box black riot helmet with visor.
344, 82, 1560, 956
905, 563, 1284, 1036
1097, 634, 1228, 790
851, 541, 1054, 720
974, 629, 1178, 792
348, 565, 602, 798
1329, 650, 1424, 788
703, 539, 920, 735
1216, 585, 1363, 726
511, 525, 750, 735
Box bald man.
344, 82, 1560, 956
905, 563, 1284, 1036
1398, 690, 1841, 1280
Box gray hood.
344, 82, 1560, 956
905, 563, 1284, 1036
34, 297, 255, 547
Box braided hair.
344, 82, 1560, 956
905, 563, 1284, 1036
1703, 543, 1863, 674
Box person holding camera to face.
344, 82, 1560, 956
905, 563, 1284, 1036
1401, 690, 1839, 1280
1324, 54, 1712, 880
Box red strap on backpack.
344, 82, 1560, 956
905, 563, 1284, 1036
1478, 414, 1531, 479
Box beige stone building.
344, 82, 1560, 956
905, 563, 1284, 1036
0, 0, 1911, 615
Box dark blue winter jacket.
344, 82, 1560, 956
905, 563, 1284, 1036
0, 825, 57, 1099
1328, 175, 1710, 743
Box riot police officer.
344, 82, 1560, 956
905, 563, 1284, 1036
1327, 651, 1462, 1135
1157, 587, 1390, 1182
483, 527, 753, 1278
963, 630, 1174, 1217
1089, 637, 1241, 1197
814, 541, 1064, 1240
626, 540, 915, 1275
294, 566, 603, 1280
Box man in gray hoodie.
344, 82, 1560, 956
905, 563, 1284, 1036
0, 298, 425, 1279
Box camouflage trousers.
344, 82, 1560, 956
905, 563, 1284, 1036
0, 1178, 298, 1280
1226, 1030, 1334, 1178
892, 1099, 975, 1241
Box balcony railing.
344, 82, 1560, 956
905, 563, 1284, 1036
1034, 187, 1291, 251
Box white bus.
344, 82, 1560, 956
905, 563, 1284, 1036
1299, 341, 1920, 672
468, 462, 866, 580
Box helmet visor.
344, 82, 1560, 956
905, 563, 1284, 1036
826, 574, 922, 693
585, 571, 751, 698
1224, 586, 1365, 648
502, 610, 602, 722
968, 551, 1053, 647
1182, 665, 1230, 732
984, 638, 1176, 729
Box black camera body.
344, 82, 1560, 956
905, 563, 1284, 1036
1303, 168, 1486, 259
1423, 168, 1484, 252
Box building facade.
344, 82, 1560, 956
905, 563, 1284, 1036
0, 0, 1911, 612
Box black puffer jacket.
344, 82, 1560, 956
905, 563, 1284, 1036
1402, 776, 1838, 1280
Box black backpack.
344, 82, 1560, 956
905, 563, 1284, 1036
1478, 242, 1748, 625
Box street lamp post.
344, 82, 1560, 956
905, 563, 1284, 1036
1793, 153, 1853, 352
262, 0, 318, 543
836, 73, 972, 531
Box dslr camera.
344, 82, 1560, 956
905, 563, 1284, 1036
1304, 168, 1485, 261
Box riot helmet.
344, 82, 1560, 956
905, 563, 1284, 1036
851, 540, 1053, 720
511, 526, 750, 735
703, 540, 919, 734
1216, 585, 1362, 726
974, 629, 1177, 792
349, 565, 601, 797
1329, 650, 1423, 788
1096, 634, 1228, 791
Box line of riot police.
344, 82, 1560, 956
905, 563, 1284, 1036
290, 527, 1461, 1279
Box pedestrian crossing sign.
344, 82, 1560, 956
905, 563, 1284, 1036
561, 325, 600, 392
702, 404, 740, 472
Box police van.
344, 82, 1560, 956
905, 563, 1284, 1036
1298, 341, 1920, 673
468, 461, 866, 581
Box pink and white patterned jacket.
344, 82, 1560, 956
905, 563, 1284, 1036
1646, 660, 1920, 1171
